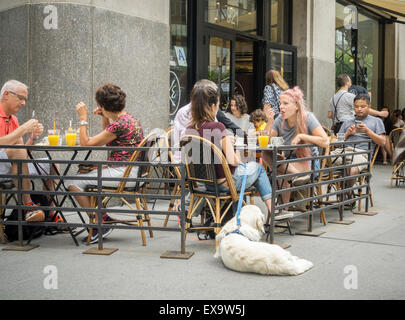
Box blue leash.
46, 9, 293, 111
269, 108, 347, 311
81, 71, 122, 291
228, 163, 248, 236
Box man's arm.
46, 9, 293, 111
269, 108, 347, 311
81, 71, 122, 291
369, 109, 388, 118
328, 111, 334, 120
0, 119, 38, 145
356, 123, 386, 146
216, 110, 246, 138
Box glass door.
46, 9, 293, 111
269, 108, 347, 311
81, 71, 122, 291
208, 36, 232, 110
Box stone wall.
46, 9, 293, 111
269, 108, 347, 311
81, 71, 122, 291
0, 1, 170, 139
292, 0, 336, 127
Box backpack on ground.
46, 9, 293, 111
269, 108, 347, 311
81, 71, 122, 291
4, 194, 52, 242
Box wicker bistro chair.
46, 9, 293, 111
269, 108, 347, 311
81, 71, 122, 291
84, 132, 161, 246
389, 128, 405, 187
180, 135, 256, 247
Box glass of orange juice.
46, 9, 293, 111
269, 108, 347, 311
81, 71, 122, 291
65, 130, 77, 146
48, 129, 60, 146
258, 131, 269, 148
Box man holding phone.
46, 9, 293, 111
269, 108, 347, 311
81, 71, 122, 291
331, 94, 386, 197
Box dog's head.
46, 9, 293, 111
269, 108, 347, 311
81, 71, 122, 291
239, 205, 265, 234
214, 205, 266, 258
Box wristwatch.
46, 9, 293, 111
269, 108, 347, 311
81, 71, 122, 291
79, 120, 88, 126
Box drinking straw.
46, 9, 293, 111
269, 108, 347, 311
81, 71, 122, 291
53, 120, 56, 135
32, 110, 35, 118
69, 120, 72, 133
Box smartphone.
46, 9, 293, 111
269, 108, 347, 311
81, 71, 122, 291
354, 120, 362, 128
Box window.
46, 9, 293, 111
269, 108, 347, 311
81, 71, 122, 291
206, 0, 258, 35
170, 0, 189, 118
335, 1, 381, 106
270, 0, 289, 44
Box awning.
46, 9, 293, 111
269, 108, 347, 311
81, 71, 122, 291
350, 0, 405, 20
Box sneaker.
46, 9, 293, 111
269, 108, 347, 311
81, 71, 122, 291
24, 202, 45, 222
291, 174, 311, 186
82, 227, 112, 244
274, 210, 295, 221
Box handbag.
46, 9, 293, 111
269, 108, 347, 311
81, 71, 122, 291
331, 92, 347, 134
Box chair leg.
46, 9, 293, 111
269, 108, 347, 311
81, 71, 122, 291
86, 196, 97, 246
163, 184, 179, 227
215, 198, 221, 249
135, 198, 147, 246
184, 194, 195, 239
140, 197, 153, 238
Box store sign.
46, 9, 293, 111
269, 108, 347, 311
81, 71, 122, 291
174, 46, 188, 67
169, 71, 181, 116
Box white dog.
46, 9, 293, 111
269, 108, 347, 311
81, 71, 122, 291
214, 205, 313, 276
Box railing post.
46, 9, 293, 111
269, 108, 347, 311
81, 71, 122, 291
3, 151, 39, 252
83, 162, 118, 255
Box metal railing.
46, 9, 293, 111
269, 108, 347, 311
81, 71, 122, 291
0, 145, 187, 256
267, 139, 373, 243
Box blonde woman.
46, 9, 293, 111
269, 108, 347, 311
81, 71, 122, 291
263, 86, 329, 195
262, 69, 289, 119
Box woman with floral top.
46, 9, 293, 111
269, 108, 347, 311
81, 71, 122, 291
262, 69, 289, 119
65, 83, 144, 243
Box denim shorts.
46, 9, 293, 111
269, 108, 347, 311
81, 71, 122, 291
207, 162, 272, 202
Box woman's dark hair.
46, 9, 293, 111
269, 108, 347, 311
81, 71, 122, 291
228, 94, 248, 115
190, 79, 220, 129
95, 83, 126, 113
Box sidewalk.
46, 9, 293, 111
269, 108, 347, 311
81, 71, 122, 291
0, 165, 404, 300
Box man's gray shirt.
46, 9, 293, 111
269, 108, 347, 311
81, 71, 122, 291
339, 115, 385, 153
329, 90, 356, 124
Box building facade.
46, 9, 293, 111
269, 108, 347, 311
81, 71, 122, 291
0, 0, 404, 132
170, 0, 405, 125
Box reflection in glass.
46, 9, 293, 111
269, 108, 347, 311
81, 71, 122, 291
269, 48, 293, 88
335, 2, 355, 84
357, 13, 379, 106
270, 0, 287, 43
335, 2, 380, 106
170, 0, 188, 118
209, 37, 231, 110
235, 39, 255, 112
206, 0, 257, 35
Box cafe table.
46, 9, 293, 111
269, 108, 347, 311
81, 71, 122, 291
26, 144, 94, 246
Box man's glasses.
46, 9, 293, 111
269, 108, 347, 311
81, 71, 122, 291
8, 91, 27, 103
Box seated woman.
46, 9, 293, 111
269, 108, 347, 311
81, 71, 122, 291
65, 83, 144, 244
262, 86, 329, 203
185, 79, 282, 220
225, 95, 254, 134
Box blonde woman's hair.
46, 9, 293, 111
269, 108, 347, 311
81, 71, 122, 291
265, 70, 289, 91
281, 86, 311, 158
189, 79, 220, 129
